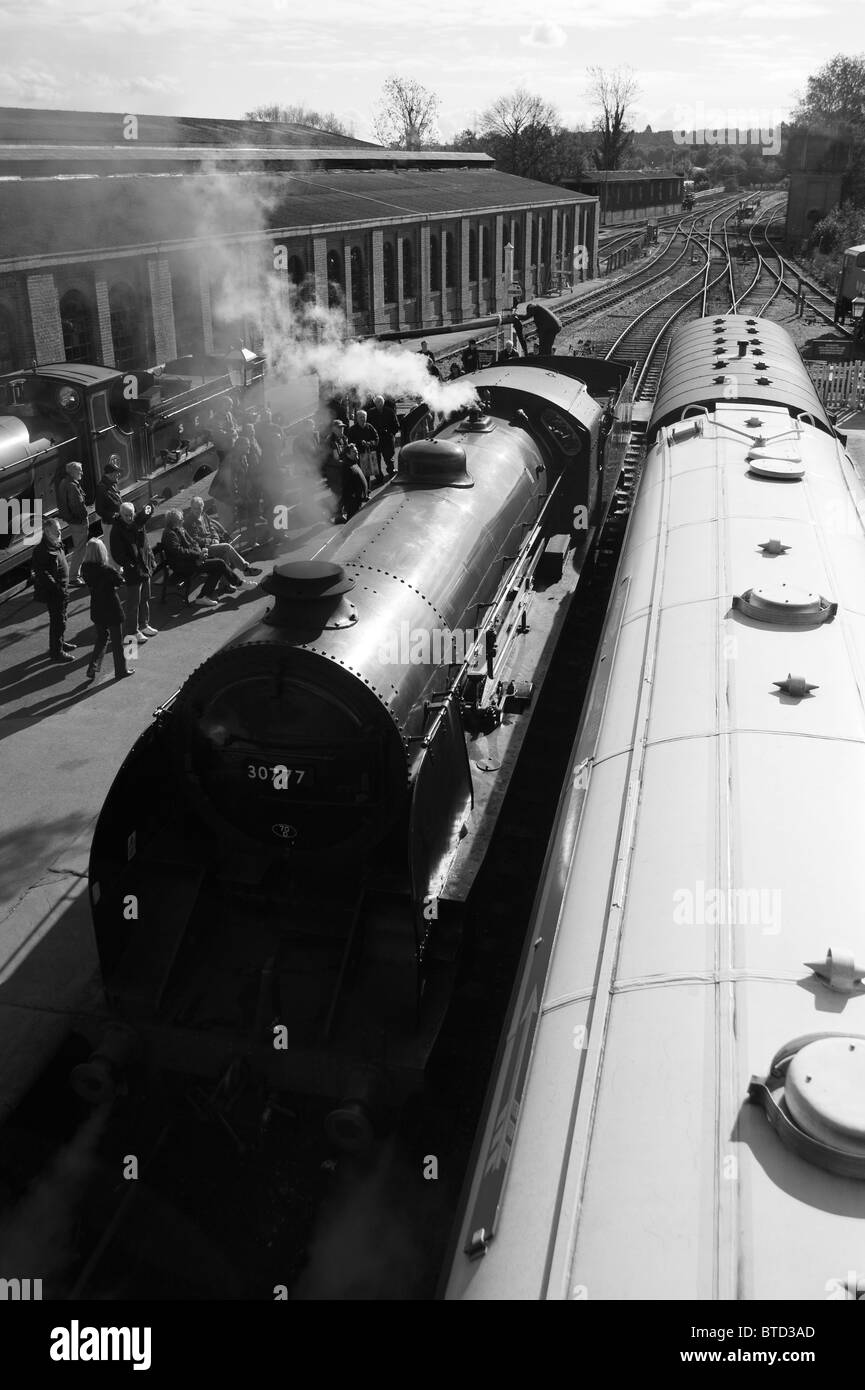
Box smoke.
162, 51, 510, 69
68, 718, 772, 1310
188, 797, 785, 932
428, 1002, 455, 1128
0, 1106, 109, 1289
292, 1138, 441, 1300
188, 169, 480, 418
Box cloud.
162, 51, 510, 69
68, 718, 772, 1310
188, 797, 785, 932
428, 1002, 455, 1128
520, 21, 567, 47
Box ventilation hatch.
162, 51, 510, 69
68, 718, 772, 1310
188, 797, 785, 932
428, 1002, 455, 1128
733, 582, 837, 626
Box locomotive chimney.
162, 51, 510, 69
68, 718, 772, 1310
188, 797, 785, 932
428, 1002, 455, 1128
738, 340, 749, 357
261, 560, 357, 632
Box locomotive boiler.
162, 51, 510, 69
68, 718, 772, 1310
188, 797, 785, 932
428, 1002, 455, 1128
84, 356, 632, 1145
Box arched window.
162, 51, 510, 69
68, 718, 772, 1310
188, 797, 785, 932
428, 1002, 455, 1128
60, 290, 95, 364
512, 222, 521, 270
481, 225, 491, 279
468, 228, 478, 282
537, 219, 546, 267
108, 281, 140, 372
350, 246, 366, 311
383, 242, 396, 301
402, 239, 414, 297
326, 249, 343, 309
0, 305, 17, 373
561, 214, 570, 267
445, 232, 456, 289
287, 255, 305, 286
430, 234, 440, 292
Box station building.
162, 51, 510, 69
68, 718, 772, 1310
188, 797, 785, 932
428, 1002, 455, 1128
0, 108, 599, 374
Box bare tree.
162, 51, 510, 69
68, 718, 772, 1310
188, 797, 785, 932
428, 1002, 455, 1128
586, 67, 639, 169
245, 103, 355, 137
480, 88, 560, 178
372, 76, 440, 149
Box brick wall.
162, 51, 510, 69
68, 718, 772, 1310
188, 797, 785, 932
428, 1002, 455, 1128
371, 228, 387, 333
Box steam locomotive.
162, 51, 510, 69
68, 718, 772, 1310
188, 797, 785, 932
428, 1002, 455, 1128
82, 351, 633, 1147
0, 348, 268, 583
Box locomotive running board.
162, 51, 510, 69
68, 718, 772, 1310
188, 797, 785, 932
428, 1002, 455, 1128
442, 538, 592, 905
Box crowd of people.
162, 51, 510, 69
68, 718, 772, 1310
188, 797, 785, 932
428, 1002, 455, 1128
34, 449, 264, 684
322, 393, 402, 522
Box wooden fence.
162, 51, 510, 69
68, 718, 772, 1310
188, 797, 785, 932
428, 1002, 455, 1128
806, 360, 865, 412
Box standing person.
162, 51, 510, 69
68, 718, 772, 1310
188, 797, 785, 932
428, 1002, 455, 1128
161, 509, 239, 607
340, 443, 368, 521
93, 460, 122, 553
55, 460, 89, 584
323, 419, 346, 516
461, 339, 480, 374
367, 396, 400, 479
448, 362, 463, 380
31, 518, 75, 663
347, 409, 380, 486
110, 502, 158, 645
81, 539, 134, 682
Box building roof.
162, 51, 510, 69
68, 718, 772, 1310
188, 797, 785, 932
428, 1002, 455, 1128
0, 106, 377, 150
568, 169, 685, 183
0, 168, 594, 267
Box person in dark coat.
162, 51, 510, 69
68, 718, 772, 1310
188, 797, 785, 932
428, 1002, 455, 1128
161, 508, 239, 607
367, 396, 400, 478
110, 501, 158, 643
31, 518, 75, 662
55, 460, 89, 583
81, 538, 134, 682
460, 339, 480, 374
93, 460, 122, 552
340, 443, 368, 521
347, 409, 380, 485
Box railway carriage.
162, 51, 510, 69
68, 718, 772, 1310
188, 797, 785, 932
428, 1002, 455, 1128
446, 315, 865, 1300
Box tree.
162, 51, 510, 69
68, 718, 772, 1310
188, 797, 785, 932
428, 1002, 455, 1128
480, 88, 560, 179
245, 103, 355, 137
793, 53, 865, 132
586, 66, 639, 170
372, 76, 439, 149
792, 53, 865, 206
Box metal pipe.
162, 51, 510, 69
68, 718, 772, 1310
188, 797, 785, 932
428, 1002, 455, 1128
378, 313, 521, 343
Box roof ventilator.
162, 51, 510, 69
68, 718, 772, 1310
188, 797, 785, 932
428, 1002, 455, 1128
733, 582, 836, 626
748, 1033, 865, 1178
758, 538, 790, 556
805, 948, 865, 994
773, 673, 818, 697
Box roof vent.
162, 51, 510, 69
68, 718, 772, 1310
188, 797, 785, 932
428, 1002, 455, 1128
749, 1034, 865, 1176
733, 582, 836, 626
261, 560, 357, 630
806, 948, 865, 994
758, 538, 790, 556
397, 438, 474, 488
773, 673, 818, 697
745, 417, 764, 427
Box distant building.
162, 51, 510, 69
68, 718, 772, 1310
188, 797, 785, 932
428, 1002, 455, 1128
0, 107, 598, 374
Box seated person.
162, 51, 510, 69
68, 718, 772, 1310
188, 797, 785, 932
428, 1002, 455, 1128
160, 508, 243, 608
184, 496, 260, 577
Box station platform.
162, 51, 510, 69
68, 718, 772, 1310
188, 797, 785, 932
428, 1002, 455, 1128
0, 484, 340, 1124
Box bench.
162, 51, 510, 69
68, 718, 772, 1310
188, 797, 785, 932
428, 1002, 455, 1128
151, 541, 202, 607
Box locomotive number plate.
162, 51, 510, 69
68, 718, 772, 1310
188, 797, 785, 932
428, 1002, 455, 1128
246, 763, 315, 789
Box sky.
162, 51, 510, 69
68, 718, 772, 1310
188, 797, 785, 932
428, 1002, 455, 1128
0, 0, 858, 142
